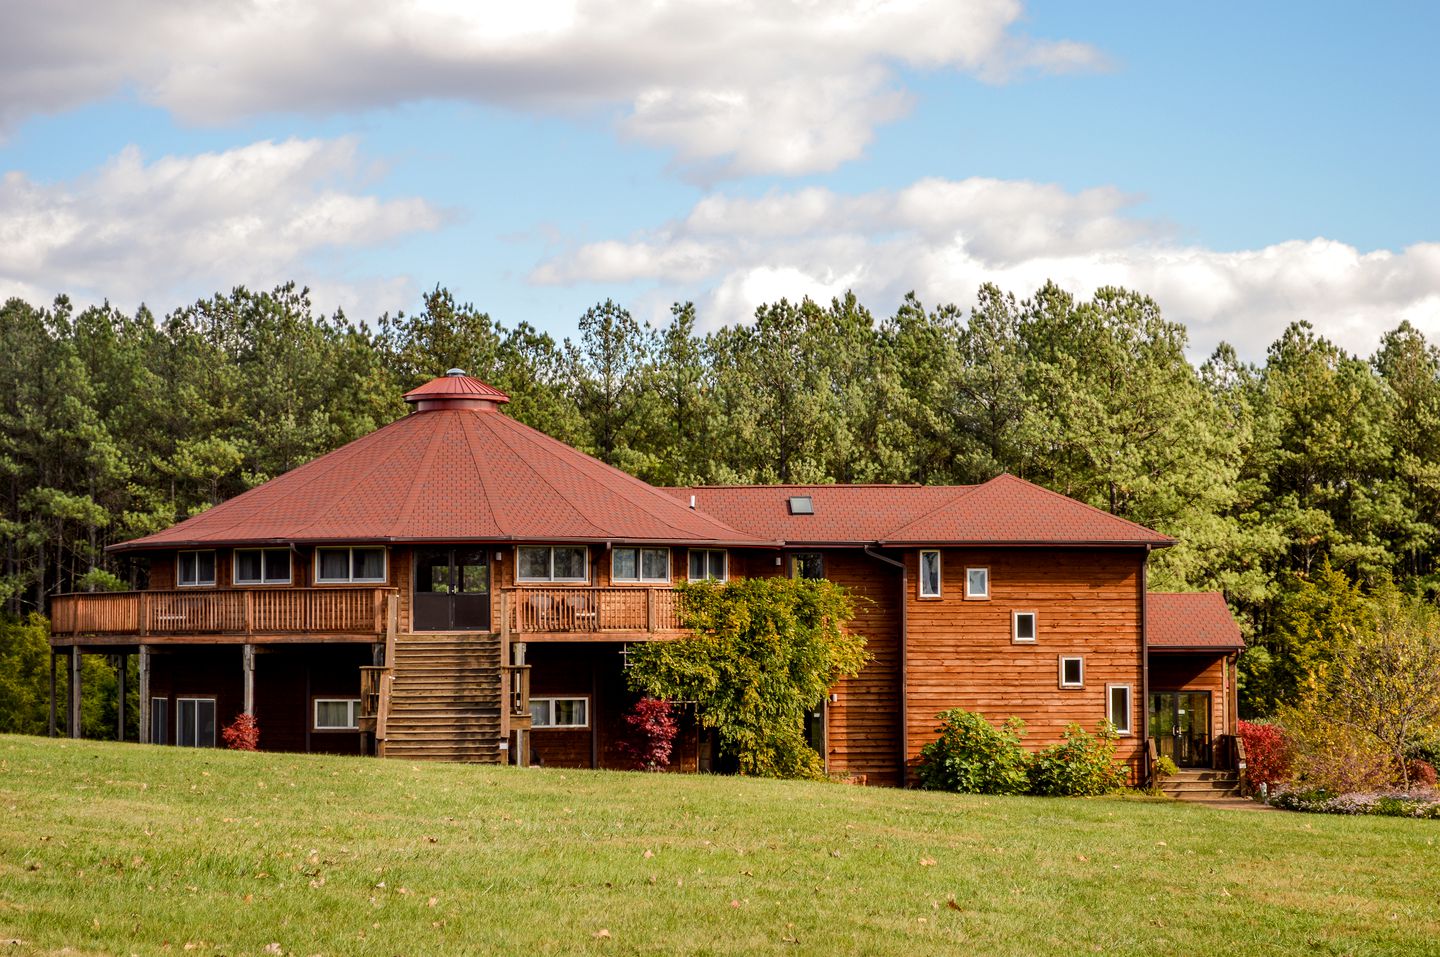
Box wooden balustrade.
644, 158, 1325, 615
51, 587, 394, 641
505, 587, 684, 635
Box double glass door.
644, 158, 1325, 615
1149, 691, 1211, 767
413, 548, 490, 631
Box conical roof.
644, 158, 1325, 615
113, 374, 768, 550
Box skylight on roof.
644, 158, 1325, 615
788, 496, 814, 515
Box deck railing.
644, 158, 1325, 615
505, 586, 684, 635
51, 587, 395, 639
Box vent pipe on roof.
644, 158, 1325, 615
690, 495, 696, 509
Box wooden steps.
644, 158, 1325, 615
381, 633, 503, 764
1160, 769, 1242, 802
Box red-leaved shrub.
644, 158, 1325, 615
1237, 719, 1290, 788
1406, 759, 1438, 789
221, 713, 260, 751
618, 698, 678, 771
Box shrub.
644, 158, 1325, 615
1153, 755, 1178, 779
618, 697, 680, 771
916, 709, 1030, 795
1236, 720, 1291, 789
1406, 759, 1438, 789
1281, 705, 1396, 793
221, 713, 259, 751
1029, 723, 1129, 797
1269, 788, 1440, 819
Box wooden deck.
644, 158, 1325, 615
49, 587, 394, 646
502, 586, 686, 641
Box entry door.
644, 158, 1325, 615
1148, 692, 1211, 767
413, 548, 490, 631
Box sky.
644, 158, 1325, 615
1, 0, 1437, 360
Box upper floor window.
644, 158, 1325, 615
234, 548, 291, 585
1013, 611, 1037, 643
918, 550, 941, 597
316, 546, 387, 584
613, 547, 670, 583
517, 545, 589, 583
965, 566, 989, 599
790, 552, 825, 581
1059, 655, 1084, 689
689, 549, 727, 581
177, 550, 216, 587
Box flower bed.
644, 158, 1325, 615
1268, 786, 1440, 819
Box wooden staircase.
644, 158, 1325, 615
381, 633, 503, 763
1160, 768, 1243, 802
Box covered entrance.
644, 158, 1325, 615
413, 547, 491, 631
1149, 691, 1211, 767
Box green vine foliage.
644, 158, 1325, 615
625, 577, 869, 780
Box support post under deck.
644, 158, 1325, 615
69, 647, 82, 739
138, 646, 151, 744
116, 654, 126, 742
242, 643, 256, 716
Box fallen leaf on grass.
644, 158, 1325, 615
919, 857, 936, 867
594, 929, 611, 939
946, 899, 962, 912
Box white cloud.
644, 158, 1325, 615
0, 0, 1103, 178
529, 177, 1440, 359
0, 137, 443, 314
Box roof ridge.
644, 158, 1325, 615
987, 473, 1176, 540
475, 412, 606, 537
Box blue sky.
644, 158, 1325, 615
1, 1, 1436, 359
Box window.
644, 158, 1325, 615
1108, 684, 1133, 735
613, 547, 670, 583
789, 552, 825, 581
315, 546, 387, 584
918, 550, 941, 598
234, 548, 291, 585
788, 496, 814, 515
688, 549, 727, 581
529, 696, 589, 728
177, 550, 216, 587
1012, 610, 1037, 643
314, 698, 360, 730
964, 566, 989, 599
150, 697, 169, 745
176, 697, 216, 748
517, 546, 589, 583
1059, 656, 1084, 689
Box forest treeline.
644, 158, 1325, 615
3, 280, 1439, 723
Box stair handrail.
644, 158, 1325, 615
1233, 734, 1249, 796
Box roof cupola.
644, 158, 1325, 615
403, 371, 512, 412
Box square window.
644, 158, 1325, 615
552, 547, 588, 581
1013, 611, 1037, 643
235, 549, 262, 584
314, 699, 359, 730
640, 548, 669, 581
689, 549, 727, 581
318, 548, 350, 581
790, 552, 824, 581
176, 697, 216, 748
613, 547, 639, 581
1060, 656, 1084, 688
262, 549, 290, 582
965, 567, 989, 599
553, 698, 588, 727
1108, 685, 1133, 735
178, 550, 216, 587
919, 550, 941, 597
353, 548, 386, 582
518, 547, 552, 581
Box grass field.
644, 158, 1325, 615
1, 735, 1438, 956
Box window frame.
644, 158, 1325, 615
688, 548, 728, 582
1107, 683, 1134, 736
233, 547, 293, 586
1058, 655, 1085, 689
516, 545, 590, 584
175, 696, 217, 748
313, 697, 361, 731
1012, 610, 1038, 643
177, 550, 217, 588
789, 551, 825, 581
918, 549, 942, 598
314, 546, 388, 585
529, 695, 590, 729
964, 566, 989, 600
611, 546, 671, 584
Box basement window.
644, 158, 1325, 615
234, 548, 291, 585
1108, 684, 1133, 736
177, 550, 216, 587
787, 496, 814, 515
176, 697, 216, 748
918, 550, 941, 597
530, 696, 589, 729
613, 547, 670, 583
1012, 611, 1037, 643
1059, 656, 1084, 689
314, 698, 360, 731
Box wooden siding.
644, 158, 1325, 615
1150, 651, 1232, 741
902, 548, 1146, 782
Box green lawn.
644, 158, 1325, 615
1, 736, 1437, 956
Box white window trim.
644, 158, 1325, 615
315, 546, 388, 584
1058, 655, 1085, 689
313, 698, 361, 731
175, 696, 216, 748
177, 550, 217, 588
964, 566, 989, 600
918, 550, 942, 598
612, 546, 671, 584
688, 548, 729, 582
233, 547, 292, 586
1012, 610, 1038, 643
1107, 683, 1134, 736
530, 695, 590, 729
516, 546, 590, 584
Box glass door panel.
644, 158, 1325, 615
452, 548, 490, 630
413, 548, 490, 631
412, 548, 454, 631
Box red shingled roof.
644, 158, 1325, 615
403, 373, 511, 404
112, 376, 767, 551
880, 474, 1175, 547
1148, 592, 1244, 650
666, 485, 973, 544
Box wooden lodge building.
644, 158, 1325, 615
49, 371, 1243, 785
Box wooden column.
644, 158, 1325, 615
242, 643, 256, 716
116, 654, 126, 742
48, 652, 57, 738
513, 640, 527, 768
69, 647, 82, 739
138, 646, 151, 744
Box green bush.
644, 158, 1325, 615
916, 709, 1031, 795
1154, 755, 1179, 779
1028, 723, 1129, 797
